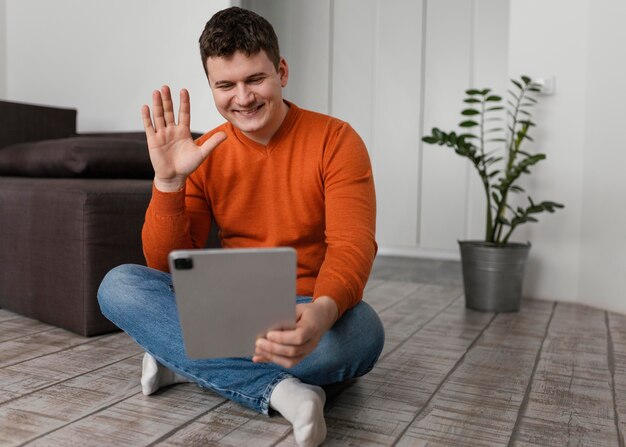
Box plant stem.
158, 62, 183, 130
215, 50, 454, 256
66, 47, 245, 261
492, 84, 529, 243
479, 94, 493, 241
502, 225, 515, 244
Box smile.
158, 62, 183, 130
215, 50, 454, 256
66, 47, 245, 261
235, 104, 264, 116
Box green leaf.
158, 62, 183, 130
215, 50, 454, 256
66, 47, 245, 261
486, 95, 502, 102
518, 120, 536, 127
480, 88, 491, 95
507, 89, 520, 100
496, 215, 511, 225
466, 89, 482, 95
462, 109, 480, 116
459, 120, 478, 128
521, 75, 532, 85
422, 136, 438, 144
464, 98, 481, 103
485, 156, 503, 164
486, 106, 504, 111
511, 80, 523, 90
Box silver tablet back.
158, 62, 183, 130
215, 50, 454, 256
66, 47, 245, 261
168, 247, 297, 359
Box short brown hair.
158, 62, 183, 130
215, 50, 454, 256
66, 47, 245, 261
199, 7, 280, 74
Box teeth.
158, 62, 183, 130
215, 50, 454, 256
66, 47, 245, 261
238, 105, 261, 114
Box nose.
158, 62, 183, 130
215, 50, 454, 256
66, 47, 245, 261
235, 83, 254, 106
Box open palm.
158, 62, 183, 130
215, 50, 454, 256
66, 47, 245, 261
142, 86, 226, 192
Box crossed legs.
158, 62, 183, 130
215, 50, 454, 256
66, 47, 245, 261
98, 264, 385, 446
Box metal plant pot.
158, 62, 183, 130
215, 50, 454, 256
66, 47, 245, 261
458, 240, 531, 312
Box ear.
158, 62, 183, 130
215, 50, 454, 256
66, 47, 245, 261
278, 57, 289, 88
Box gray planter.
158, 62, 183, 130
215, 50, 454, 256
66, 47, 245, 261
458, 240, 531, 312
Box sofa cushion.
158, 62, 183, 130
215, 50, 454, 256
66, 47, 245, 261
0, 136, 154, 179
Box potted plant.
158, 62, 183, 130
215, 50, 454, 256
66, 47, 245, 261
422, 75, 564, 312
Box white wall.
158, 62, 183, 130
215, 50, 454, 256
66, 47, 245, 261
578, 0, 626, 315
508, 0, 626, 315
4, 0, 230, 132
508, 0, 588, 305
247, 0, 331, 115
251, 0, 510, 258
0, 0, 6, 98
251, 0, 626, 315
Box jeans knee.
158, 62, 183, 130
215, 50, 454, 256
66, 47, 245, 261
359, 303, 385, 372
97, 264, 144, 308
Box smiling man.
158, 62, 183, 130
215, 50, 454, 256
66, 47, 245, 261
97, 7, 384, 447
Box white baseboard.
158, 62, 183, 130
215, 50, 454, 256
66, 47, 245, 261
376, 245, 461, 261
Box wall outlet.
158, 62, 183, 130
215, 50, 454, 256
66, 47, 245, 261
535, 76, 556, 95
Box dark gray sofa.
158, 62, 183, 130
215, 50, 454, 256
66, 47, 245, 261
0, 100, 153, 336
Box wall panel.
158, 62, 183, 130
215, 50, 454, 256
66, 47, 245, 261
419, 0, 472, 251
250, 0, 331, 114
330, 0, 376, 150
466, 0, 511, 241
370, 0, 423, 248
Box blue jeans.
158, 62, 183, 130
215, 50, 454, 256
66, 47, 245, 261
97, 264, 385, 415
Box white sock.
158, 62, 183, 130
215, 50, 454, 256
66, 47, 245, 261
140, 352, 190, 396
269, 378, 327, 447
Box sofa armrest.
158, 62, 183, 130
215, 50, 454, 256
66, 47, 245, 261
0, 100, 77, 149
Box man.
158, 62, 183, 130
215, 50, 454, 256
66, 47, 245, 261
98, 7, 384, 447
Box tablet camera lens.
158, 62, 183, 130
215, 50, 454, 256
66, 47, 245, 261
174, 258, 193, 270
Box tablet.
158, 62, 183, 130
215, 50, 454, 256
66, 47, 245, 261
168, 247, 297, 359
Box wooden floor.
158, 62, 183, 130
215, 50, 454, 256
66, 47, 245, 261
1, 257, 625, 446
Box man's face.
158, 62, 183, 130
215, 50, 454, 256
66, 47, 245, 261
206, 50, 289, 145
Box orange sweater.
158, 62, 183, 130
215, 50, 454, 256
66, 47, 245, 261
142, 102, 377, 317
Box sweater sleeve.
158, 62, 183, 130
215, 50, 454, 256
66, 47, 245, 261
313, 123, 377, 317
141, 160, 213, 272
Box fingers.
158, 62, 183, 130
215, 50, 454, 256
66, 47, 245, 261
178, 89, 191, 128
147, 86, 192, 134
152, 89, 166, 130
253, 338, 313, 368
252, 308, 326, 368
141, 105, 155, 138
253, 323, 318, 368
161, 85, 176, 125
198, 131, 227, 159
265, 324, 314, 347
252, 353, 307, 368
151, 85, 180, 129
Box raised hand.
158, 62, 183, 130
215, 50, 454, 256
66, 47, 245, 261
142, 85, 227, 192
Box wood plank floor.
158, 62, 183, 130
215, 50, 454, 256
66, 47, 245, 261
1, 257, 624, 446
